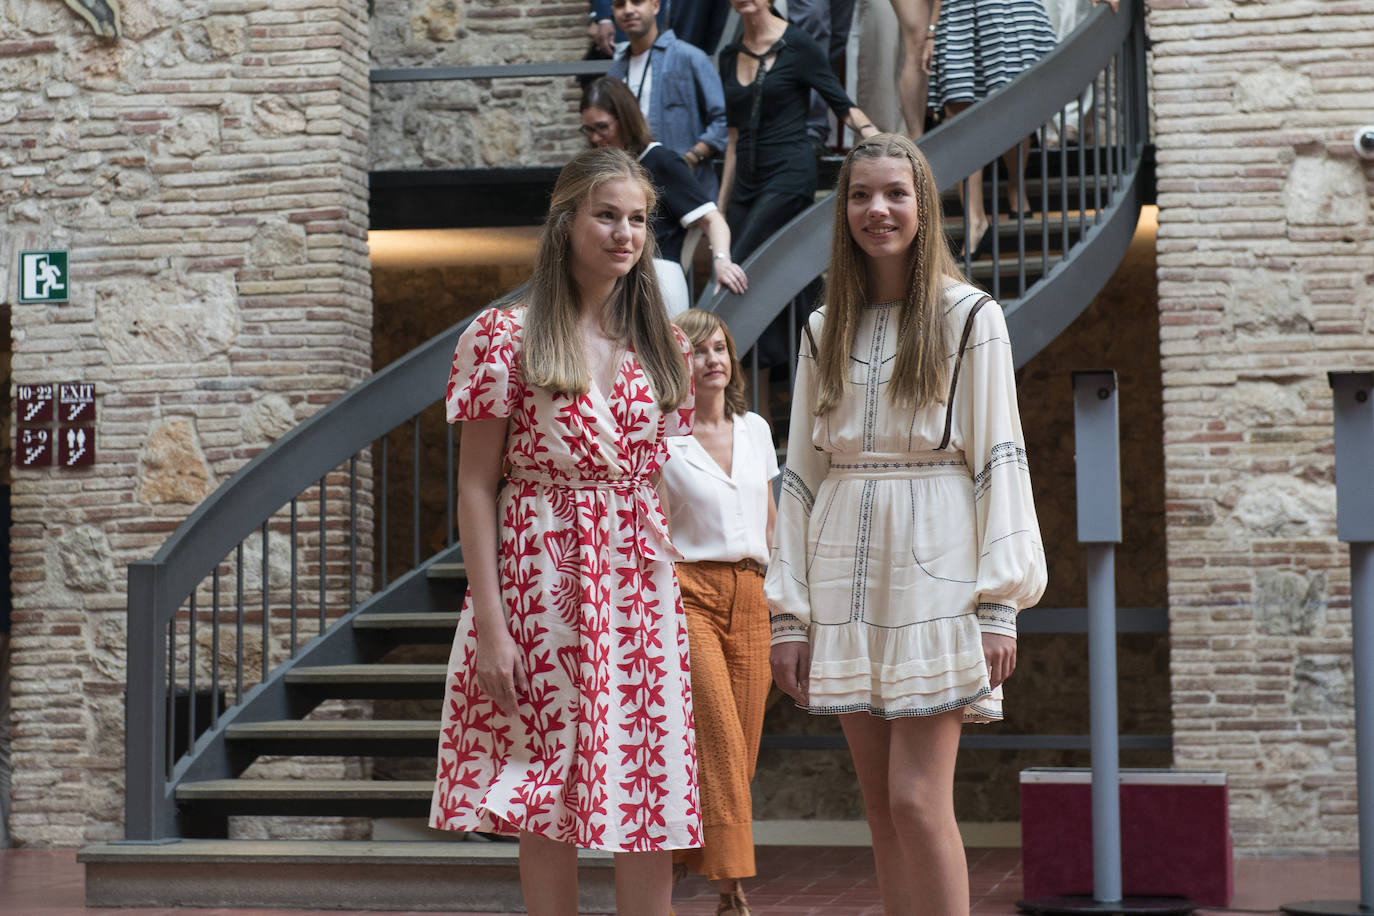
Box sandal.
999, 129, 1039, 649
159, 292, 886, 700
960, 223, 995, 261
716, 890, 753, 916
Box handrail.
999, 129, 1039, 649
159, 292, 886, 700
138, 322, 467, 609
703, 0, 1147, 371
125, 319, 473, 840
126, 1, 1150, 840
370, 60, 611, 83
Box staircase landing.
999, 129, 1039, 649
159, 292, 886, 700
79, 839, 614, 912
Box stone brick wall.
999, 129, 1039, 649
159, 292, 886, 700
370, 0, 588, 170
1149, 0, 1374, 853
1, 0, 372, 846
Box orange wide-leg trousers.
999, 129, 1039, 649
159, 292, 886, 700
674, 559, 772, 881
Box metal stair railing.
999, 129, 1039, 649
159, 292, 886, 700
124, 0, 1149, 841
125, 324, 474, 841
703, 0, 1149, 392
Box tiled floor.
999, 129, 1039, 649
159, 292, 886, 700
0, 844, 1359, 915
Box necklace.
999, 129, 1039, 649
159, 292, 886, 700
631, 47, 653, 102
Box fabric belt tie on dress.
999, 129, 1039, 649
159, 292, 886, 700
505, 470, 680, 563
827, 451, 971, 480
506, 470, 651, 493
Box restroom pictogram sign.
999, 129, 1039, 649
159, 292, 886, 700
58, 426, 95, 467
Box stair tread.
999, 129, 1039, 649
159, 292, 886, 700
177, 779, 434, 799
228, 720, 439, 738
353, 611, 459, 628
963, 210, 1091, 233
78, 839, 608, 865
286, 664, 445, 684
426, 562, 467, 579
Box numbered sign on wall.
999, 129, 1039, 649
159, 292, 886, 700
17, 427, 53, 467
17, 384, 55, 423
16, 382, 96, 469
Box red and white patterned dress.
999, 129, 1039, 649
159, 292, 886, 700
429, 306, 701, 852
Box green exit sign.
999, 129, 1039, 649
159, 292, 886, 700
19, 249, 69, 303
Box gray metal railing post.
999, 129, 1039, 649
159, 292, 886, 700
1074, 370, 1125, 905
1283, 371, 1374, 916
125, 560, 172, 841
1019, 374, 1194, 915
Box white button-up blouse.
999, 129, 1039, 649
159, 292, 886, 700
658, 411, 780, 565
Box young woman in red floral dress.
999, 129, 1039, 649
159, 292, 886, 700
429, 147, 698, 916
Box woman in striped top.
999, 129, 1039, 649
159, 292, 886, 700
926, 0, 1057, 257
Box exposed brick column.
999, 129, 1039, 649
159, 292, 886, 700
1150, 0, 1374, 853
1, 0, 371, 846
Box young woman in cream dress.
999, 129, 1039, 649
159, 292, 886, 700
766, 133, 1046, 915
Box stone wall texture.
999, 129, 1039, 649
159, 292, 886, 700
1, 0, 373, 845
370, 0, 588, 170
1149, 0, 1374, 853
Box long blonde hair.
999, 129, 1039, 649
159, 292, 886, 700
815, 133, 968, 415
673, 309, 748, 419
521, 148, 689, 413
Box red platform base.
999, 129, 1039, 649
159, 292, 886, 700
1020, 768, 1233, 908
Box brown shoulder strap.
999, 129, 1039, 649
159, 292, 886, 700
801, 316, 819, 359
937, 295, 994, 451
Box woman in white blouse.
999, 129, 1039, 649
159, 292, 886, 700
659, 309, 778, 916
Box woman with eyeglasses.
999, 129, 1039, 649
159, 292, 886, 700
581, 77, 748, 296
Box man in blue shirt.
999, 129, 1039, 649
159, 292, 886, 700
604, 0, 730, 200
589, 0, 731, 57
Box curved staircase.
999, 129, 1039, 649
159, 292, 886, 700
81, 2, 1152, 910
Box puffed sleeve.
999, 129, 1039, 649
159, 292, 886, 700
764, 309, 830, 645
956, 300, 1048, 638
444, 307, 519, 424
664, 325, 695, 438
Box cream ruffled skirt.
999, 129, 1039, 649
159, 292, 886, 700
803, 457, 1001, 723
